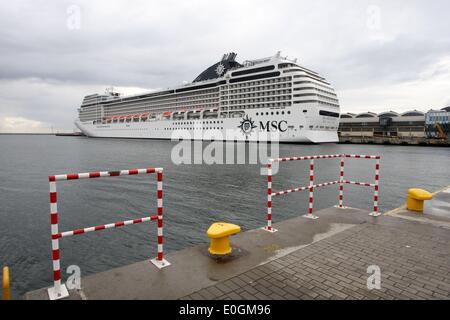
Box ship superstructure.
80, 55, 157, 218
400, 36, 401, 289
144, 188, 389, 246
75, 52, 340, 143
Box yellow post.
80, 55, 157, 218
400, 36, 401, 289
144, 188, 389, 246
207, 222, 241, 255
407, 188, 433, 213
3, 266, 10, 300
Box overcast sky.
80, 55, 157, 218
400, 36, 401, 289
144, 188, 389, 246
0, 0, 449, 132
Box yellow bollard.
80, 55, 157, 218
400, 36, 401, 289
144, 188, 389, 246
207, 222, 241, 255
407, 188, 433, 213
3, 266, 10, 300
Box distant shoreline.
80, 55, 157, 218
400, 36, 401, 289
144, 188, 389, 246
0, 132, 84, 136
0, 133, 54, 135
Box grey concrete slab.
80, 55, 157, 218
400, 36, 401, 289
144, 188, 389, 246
185, 209, 450, 300
26, 206, 372, 300
424, 188, 450, 218
387, 185, 450, 228
27, 196, 450, 301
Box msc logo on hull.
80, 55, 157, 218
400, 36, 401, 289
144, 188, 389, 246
260, 120, 288, 133
239, 116, 288, 136
238, 115, 258, 136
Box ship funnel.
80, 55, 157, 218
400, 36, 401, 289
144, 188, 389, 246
221, 52, 237, 61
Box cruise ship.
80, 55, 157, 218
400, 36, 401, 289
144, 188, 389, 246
75, 52, 340, 143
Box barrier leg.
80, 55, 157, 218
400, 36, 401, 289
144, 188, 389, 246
303, 159, 319, 219
263, 162, 278, 232
369, 159, 382, 217
334, 157, 348, 210
151, 169, 171, 269
47, 178, 69, 300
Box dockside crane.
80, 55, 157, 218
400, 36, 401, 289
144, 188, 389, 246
435, 122, 447, 139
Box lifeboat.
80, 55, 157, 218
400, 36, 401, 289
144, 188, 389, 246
203, 108, 219, 119
173, 110, 186, 120
187, 109, 201, 119
139, 113, 150, 121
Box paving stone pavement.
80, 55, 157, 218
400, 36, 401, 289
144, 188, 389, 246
182, 217, 450, 300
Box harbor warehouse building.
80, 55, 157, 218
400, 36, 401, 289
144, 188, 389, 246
425, 107, 450, 138
338, 110, 426, 138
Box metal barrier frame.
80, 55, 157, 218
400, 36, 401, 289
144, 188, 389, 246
47, 167, 170, 300
264, 154, 381, 232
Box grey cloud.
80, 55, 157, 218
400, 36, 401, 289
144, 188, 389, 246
320, 36, 450, 91
0, 0, 450, 131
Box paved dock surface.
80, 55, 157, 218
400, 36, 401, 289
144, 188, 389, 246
184, 216, 450, 300
26, 194, 450, 300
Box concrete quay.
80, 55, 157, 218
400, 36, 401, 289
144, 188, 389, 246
26, 190, 450, 300
339, 135, 450, 146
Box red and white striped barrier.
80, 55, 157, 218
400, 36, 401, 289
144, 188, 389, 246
338, 158, 345, 208
273, 154, 342, 162
265, 163, 276, 232
306, 159, 318, 219
47, 167, 170, 301
343, 180, 376, 187
272, 181, 340, 197
373, 158, 380, 215
264, 154, 381, 231
53, 216, 159, 239
344, 154, 381, 160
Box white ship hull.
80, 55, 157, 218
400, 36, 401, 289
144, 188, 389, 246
75, 107, 339, 143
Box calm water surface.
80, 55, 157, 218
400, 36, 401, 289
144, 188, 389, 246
0, 135, 449, 298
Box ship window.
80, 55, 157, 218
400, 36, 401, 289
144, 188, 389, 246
319, 110, 340, 118
288, 111, 291, 114
229, 72, 281, 84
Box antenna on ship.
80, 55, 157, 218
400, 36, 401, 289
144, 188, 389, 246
105, 86, 114, 94
105, 86, 120, 97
